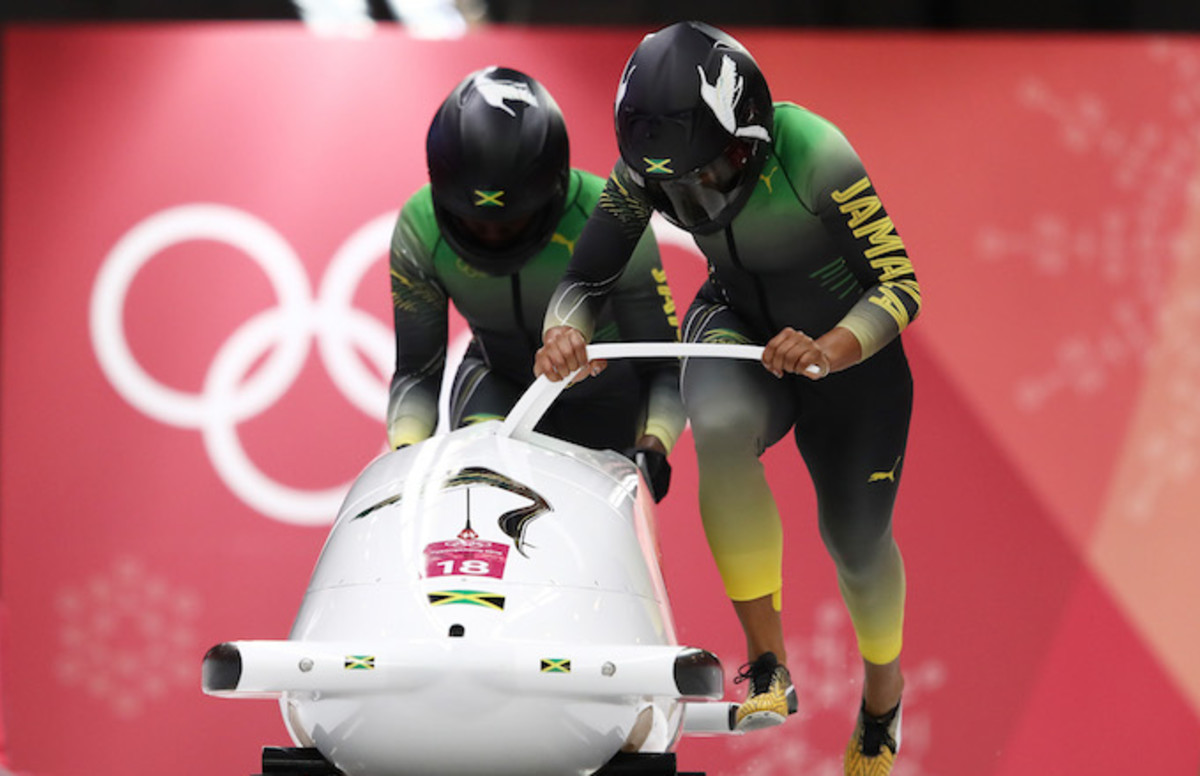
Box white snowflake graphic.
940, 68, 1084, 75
55, 555, 202, 718
723, 600, 947, 776
977, 41, 1200, 413
973, 40, 1200, 525
1119, 270, 1200, 523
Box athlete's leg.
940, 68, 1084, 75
681, 300, 795, 660
732, 596, 786, 664
793, 341, 912, 717
543, 359, 644, 451
447, 344, 523, 428
862, 657, 904, 717
683, 301, 800, 730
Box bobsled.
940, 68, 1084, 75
203, 343, 766, 776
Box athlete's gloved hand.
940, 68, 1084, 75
632, 447, 672, 503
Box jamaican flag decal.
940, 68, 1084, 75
427, 589, 506, 610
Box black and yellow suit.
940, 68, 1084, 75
546, 104, 922, 664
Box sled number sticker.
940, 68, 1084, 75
424, 539, 509, 579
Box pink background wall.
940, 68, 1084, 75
3, 24, 1199, 775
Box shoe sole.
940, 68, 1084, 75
734, 681, 797, 733
735, 709, 788, 732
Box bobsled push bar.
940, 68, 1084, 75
500, 342, 777, 442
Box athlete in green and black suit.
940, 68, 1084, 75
535, 23, 920, 775
388, 67, 684, 499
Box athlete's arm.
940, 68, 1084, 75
537, 162, 654, 382
792, 113, 920, 365
607, 225, 686, 454
386, 202, 449, 449
612, 229, 680, 502
820, 172, 921, 363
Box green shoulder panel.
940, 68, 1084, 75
771, 102, 865, 213
567, 166, 600, 208
391, 184, 440, 268
770, 104, 922, 358
390, 186, 448, 316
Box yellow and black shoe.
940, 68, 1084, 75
732, 651, 797, 732
844, 698, 902, 776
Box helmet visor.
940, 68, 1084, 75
437, 202, 558, 276
449, 212, 538, 253
643, 137, 759, 233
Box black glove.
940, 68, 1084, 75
633, 447, 672, 504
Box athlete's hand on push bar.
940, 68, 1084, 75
762, 326, 831, 380
535, 325, 607, 383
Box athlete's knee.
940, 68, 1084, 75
688, 395, 770, 454
820, 515, 896, 579
455, 412, 505, 428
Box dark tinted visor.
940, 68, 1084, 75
438, 201, 558, 276
448, 212, 538, 252
642, 137, 757, 233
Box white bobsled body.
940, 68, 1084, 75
203, 344, 763, 776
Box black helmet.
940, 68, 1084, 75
615, 22, 773, 234
427, 67, 570, 275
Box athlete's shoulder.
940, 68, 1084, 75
396, 184, 440, 239
771, 102, 857, 163
572, 167, 607, 190
767, 101, 865, 207
563, 168, 606, 213
392, 184, 443, 269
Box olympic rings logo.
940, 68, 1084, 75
90, 206, 698, 527
90, 204, 398, 526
